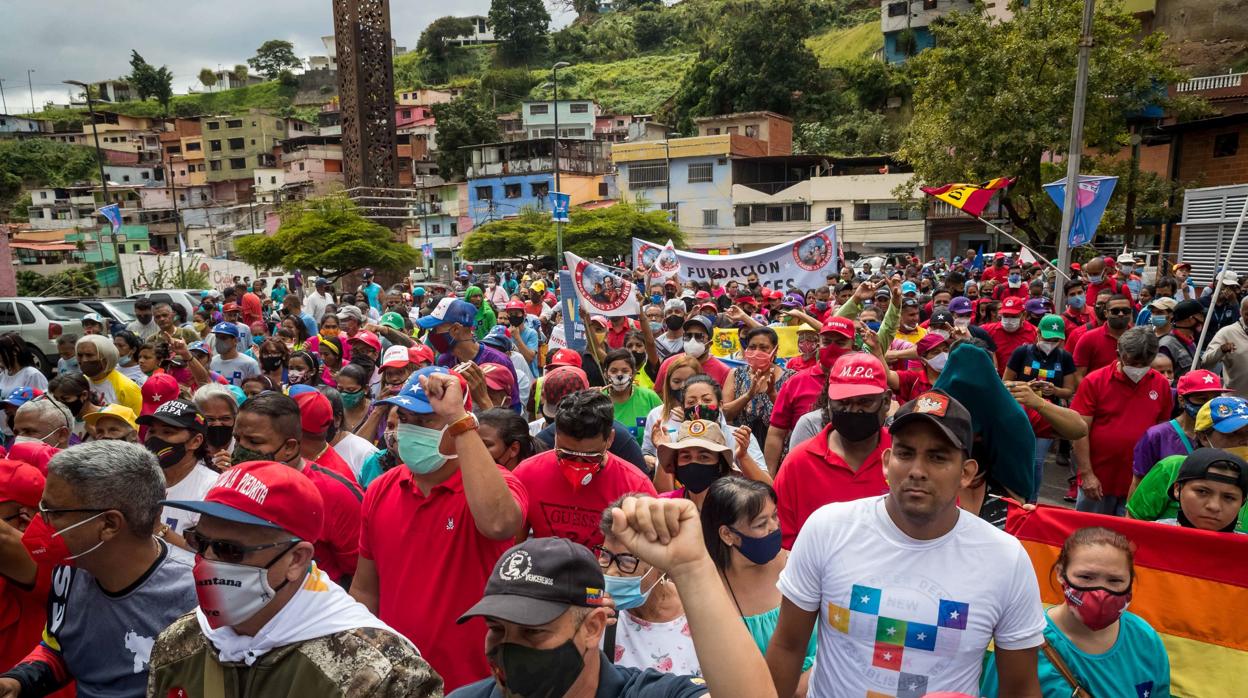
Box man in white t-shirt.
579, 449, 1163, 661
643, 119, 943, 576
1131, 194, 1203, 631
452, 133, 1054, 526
768, 391, 1045, 698
208, 322, 259, 388
137, 399, 219, 537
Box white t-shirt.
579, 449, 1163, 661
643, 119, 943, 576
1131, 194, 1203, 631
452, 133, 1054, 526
210, 354, 260, 387
161, 464, 220, 534
610, 610, 701, 677
777, 495, 1045, 698
118, 362, 147, 387
333, 432, 379, 479
0, 366, 48, 396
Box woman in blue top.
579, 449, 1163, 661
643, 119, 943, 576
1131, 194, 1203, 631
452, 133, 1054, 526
982, 525, 1170, 698
701, 476, 816, 693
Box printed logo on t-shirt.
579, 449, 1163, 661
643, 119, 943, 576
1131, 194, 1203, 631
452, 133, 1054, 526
827, 583, 970, 697
538, 502, 602, 547
1136, 681, 1155, 698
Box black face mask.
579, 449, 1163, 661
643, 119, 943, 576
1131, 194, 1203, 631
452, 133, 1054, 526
61, 398, 84, 418
145, 435, 188, 469
205, 425, 233, 449
79, 360, 105, 377
688, 404, 721, 423
232, 441, 287, 467
351, 356, 377, 374
664, 315, 684, 332
830, 409, 882, 442
1093, 305, 1108, 322
260, 356, 284, 372
508, 313, 525, 326
630, 351, 647, 369
1107, 315, 1130, 331
487, 640, 585, 698
675, 461, 723, 494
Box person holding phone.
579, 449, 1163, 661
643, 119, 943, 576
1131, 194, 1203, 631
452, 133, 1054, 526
1003, 314, 1077, 502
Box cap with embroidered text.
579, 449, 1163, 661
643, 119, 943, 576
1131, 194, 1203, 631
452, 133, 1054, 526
820, 316, 855, 339
1000, 296, 1025, 316
458, 537, 606, 626
826, 353, 888, 400
137, 398, 206, 433
380, 345, 410, 369
162, 460, 325, 541
890, 391, 975, 456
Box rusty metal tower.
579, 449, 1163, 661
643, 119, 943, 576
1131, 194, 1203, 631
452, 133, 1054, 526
333, 0, 398, 191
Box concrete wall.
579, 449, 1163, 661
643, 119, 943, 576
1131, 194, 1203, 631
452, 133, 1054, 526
1154, 0, 1248, 42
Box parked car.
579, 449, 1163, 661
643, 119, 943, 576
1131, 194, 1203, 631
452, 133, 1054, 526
0, 298, 90, 375
57, 299, 136, 336
127, 290, 202, 323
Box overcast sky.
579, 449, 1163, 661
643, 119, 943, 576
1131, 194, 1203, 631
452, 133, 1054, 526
0, 0, 571, 114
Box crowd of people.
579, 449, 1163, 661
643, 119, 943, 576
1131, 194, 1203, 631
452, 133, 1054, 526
0, 250, 1244, 697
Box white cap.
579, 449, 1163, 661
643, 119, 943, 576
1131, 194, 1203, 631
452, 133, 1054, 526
1117, 253, 1136, 264
1218, 270, 1239, 285
380, 345, 410, 369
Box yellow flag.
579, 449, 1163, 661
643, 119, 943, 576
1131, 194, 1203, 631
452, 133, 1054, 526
773, 326, 802, 358
710, 328, 741, 358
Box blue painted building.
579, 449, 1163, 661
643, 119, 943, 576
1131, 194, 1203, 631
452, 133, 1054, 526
464, 138, 613, 226
880, 0, 977, 64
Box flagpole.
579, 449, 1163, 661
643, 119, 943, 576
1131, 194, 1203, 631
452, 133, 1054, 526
1054, 0, 1097, 315
976, 216, 1071, 282
1195, 193, 1248, 354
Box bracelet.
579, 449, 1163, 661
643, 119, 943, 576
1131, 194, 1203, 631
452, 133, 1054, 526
446, 413, 480, 439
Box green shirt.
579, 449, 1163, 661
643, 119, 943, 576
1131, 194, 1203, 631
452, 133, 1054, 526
1127, 454, 1248, 531
606, 385, 662, 446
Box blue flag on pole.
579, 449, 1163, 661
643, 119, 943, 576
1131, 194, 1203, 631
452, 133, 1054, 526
98, 203, 122, 233
1043, 175, 1117, 248
550, 192, 570, 223
971, 244, 985, 271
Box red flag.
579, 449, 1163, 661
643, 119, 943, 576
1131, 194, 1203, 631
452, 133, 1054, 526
921, 177, 1014, 218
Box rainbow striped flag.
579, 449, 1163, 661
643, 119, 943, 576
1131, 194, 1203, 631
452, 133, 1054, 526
1006, 503, 1248, 697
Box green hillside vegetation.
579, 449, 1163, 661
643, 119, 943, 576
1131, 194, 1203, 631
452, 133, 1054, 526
526, 53, 696, 115
807, 20, 882, 67
24, 81, 315, 125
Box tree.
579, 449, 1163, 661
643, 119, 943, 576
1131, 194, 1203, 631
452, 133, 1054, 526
0, 138, 99, 214
152, 65, 174, 115
232, 64, 249, 84
127, 50, 174, 113
667, 0, 824, 134
417, 16, 474, 63
17, 267, 99, 297
234, 194, 420, 281
462, 202, 683, 262
198, 68, 218, 92
488, 0, 551, 65
898, 0, 1198, 253
431, 95, 501, 182
248, 40, 304, 80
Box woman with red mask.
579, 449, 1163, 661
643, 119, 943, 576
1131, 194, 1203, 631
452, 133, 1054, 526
980, 526, 1169, 697
723, 327, 794, 447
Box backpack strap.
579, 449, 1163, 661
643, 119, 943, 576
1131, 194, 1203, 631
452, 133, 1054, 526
1170, 419, 1195, 454
1041, 642, 1095, 698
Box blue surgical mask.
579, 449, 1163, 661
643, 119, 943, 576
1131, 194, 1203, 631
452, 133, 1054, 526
815, 301, 828, 311
865, 321, 881, 332
1009, 274, 1021, 284
1150, 315, 1169, 327
1088, 274, 1104, 284
396, 422, 455, 475
650, 294, 662, 304
730, 527, 783, 565
1184, 401, 1201, 418
649, 321, 664, 333
604, 569, 665, 610
1067, 295, 1086, 310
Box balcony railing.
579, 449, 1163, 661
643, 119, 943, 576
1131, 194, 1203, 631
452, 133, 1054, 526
1177, 72, 1245, 93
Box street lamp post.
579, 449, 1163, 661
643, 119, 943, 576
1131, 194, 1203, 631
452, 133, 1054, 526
65, 79, 118, 296
26, 69, 35, 114
551, 61, 570, 264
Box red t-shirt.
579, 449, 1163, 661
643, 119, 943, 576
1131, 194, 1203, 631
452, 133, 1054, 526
606, 319, 638, 349
981, 265, 1011, 284
302, 462, 363, 584
1072, 325, 1121, 374
895, 370, 933, 403
982, 321, 1038, 375
1071, 364, 1172, 497
312, 443, 361, 487
775, 424, 891, 548
992, 284, 1028, 302
0, 569, 48, 674
1064, 320, 1096, 354
785, 353, 817, 373
1061, 310, 1092, 339
513, 450, 657, 548
769, 365, 826, 432
654, 353, 730, 393
242, 291, 263, 326
1085, 278, 1133, 309
360, 466, 528, 691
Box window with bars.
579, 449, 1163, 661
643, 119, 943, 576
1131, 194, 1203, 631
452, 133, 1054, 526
688, 163, 713, 183
628, 162, 669, 189
825, 207, 842, 222
476, 186, 494, 200
702, 209, 718, 227
854, 203, 871, 220
531, 182, 550, 198
569, 103, 589, 113
504, 183, 522, 199
530, 104, 549, 115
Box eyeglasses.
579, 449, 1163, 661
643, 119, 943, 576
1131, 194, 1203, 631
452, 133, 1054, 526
183, 527, 300, 565
37, 501, 106, 521
593, 545, 641, 574
555, 448, 604, 465
684, 333, 709, 342
1106, 307, 1133, 316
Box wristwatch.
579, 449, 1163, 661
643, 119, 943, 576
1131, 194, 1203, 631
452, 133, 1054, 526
446, 412, 480, 439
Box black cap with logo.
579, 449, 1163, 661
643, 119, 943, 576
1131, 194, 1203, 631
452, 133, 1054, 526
890, 391, 975, 456
136, 399, 206, 434
458, 537, 606, 626
1172, 447, 1248, 499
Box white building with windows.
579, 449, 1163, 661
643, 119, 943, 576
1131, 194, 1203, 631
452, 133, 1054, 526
520, 100, 599, 141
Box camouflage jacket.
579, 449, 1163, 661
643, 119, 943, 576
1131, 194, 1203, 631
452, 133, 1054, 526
146, 612, 443, 698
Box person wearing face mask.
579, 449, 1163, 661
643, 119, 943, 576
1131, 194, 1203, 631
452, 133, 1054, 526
654, 299, 689, 358
594, 493, 701, 676
701, 477, 816, 685
285, 349, 322, 389
894, 297, 928, 346
0, 441, 198, 698
208, 322, 260, 389
452, 499, 778, 698
192, 383, 240, 471
125, 297, 160, 341
10, 397, 72, 451
232, 392, 361, 586
785, 327, 821, 373
73, 334, 141, 416
656, 416, 768, 504
257, 338, 289, 388
773, 352, 891, 548
422, 298, 521, 413
980, 526, 1168, 698
653, 314, 731, 391
515, 390, 656, 548
1073, 293, 1135, 381
1000, 314, 1078, 497
1072, 327, 1173, 515
1115, 252, 1144, 297
947, 296, 998, 351
350, 366, 527, 691
137, 399, 216, 541
602, 349, 662, 447
1060, 278, 1091, 335
990, 261, 1028, 302
723, 327, 794, 446
981, 296, 1037, 376
1128, 397, 1248, 531
151, 460, 442, 697
1082, 256, 1134, 309
500, 299, 541, 375
887, 333, 949, 402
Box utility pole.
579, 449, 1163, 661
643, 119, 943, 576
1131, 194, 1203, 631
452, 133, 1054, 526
167, 148, 187, 283
1053, 0, 1096, 316
65, 80, 117, 296
0, 78, 8, 114
26, 69, 35, 113
551, 61, 570, 264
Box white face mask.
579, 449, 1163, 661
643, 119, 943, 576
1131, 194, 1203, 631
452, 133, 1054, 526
925, 352, 949, 372
1035, 340, 1059, 355
954, 317, 971, 329
1001, 317, 1022, 332
287, 370, 307, 384
193, 555, 288, 629
1121, 364, 1150, 383
608, 373, 633, 392
684, 339, 706, 357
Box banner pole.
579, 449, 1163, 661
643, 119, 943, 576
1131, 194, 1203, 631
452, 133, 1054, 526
1055, 0, 1097, 315
1195, 193, 1248, 354
976, 216, 1071, 282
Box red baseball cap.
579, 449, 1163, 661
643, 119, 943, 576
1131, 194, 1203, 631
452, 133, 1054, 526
408, 344, 435, 366
548, 348, 583, 369
0, 458, 44, 508
826, 353, 888, 400
481, 363, 517, 393
349, 330, 382, 354
736, 296, 758, 307
695, 290, 711, 300
293, 390, 334, 435
5, 442, 59, 475
380, 345, 410, 369
505, 299, 525, 311
223, 303, 242, 313
821, 316, 855, 339
162, 460, 325, 542
1000, 296, 1025, 316
916, 333, 949, 355
141, 373, 181, 416
1177, 369, 1232, 397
